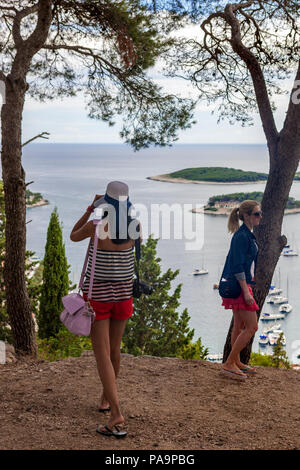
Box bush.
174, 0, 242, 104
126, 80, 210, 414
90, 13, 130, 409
250, 352, 273, 367
122, 235, 208, 360
37, 327, 92, 362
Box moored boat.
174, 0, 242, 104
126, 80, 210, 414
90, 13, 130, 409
261, 312, 285, 321
192, 268, 209, 276
279, 303, 293, 313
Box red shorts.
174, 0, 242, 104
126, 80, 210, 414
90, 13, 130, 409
82, 292, 133, 321
221, 284, 259, 311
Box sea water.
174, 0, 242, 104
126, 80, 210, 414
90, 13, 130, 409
2, 143, 300, 362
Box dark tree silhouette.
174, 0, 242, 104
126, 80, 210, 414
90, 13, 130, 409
148, 0, 300, 362
0, 0, 195, 355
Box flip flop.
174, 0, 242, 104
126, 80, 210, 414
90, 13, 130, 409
240, 366, 257, 374
96, 424, 127, 439
98, 407, 111, 413
220, 369, 247, 381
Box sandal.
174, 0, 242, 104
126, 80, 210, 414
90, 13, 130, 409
220, 369, 247, 381
96, 424, 127, 438
98, 407, 111, 413
240, 366, 257, 374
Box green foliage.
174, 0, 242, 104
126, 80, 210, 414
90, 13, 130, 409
122, 235, 208, 360
271, 333, 291, 369
208, 191, 300, 209
37, 206, 76, 339
250, 339, 291, 369
25, 188, 48, 206
250, 352, 273, 367
37, 327, 92, 362
156, 1, 300, 126
168, 167, 268, 182
7, 0, 197, 150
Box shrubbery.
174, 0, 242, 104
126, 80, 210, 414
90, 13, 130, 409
37, 327, 92, 362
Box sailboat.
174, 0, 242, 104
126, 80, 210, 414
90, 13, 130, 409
192, 252, 208, 275
282, 233, 298, 256
261, 312, 285, 321
279, 275, 292, 312
283, 249, 298, 256
268, 285, 283, 296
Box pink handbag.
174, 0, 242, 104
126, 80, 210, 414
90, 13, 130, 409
60, 219, 100, 336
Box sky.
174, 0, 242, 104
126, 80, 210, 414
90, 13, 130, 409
19, 74, 293, 146
1, 21, 296, 146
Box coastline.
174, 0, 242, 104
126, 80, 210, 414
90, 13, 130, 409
147, 175, 267, 185
26, 199, 49, 209
192, 207, 300, 216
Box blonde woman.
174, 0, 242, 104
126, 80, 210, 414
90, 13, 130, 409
220, 200, 262, 380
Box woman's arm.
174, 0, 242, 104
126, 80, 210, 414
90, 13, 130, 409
70, 210, 93, 242
70, 195, 104, 242
230, 233, 249, 278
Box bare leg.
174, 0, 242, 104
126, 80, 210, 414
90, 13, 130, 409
99, 319, 128, 409
231, 310, 247, 369
223, 310, 258, 372
91, 319, 124, 428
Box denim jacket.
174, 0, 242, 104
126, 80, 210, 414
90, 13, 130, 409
221, 223, 258, 285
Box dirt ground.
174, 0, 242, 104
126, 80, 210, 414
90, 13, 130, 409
0, 351, 299, 450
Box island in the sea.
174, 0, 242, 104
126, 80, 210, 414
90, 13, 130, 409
148, 167, 300, 185
26, 188, 49, 209
192, 191, 300, 216
147, 167, 269, 184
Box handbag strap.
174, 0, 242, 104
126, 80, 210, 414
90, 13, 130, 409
78, 219, 100, 300
134, 236, 141, 284
78, 239, 92, 291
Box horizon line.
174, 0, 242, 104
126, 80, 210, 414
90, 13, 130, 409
20, 141, 267, 146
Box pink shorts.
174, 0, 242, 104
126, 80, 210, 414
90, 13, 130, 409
221, 284, 259, 311
82, 292, 133, 321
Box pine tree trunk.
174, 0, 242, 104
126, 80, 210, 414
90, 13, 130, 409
1, 79, 37, 356
223, 138, 299, 364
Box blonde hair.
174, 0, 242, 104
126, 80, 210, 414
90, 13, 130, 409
227, 200, 260, 234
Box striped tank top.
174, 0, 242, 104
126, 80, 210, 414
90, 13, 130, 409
82, 240, 135, 302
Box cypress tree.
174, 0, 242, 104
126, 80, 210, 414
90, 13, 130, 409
122, 235, 208, 360
38, 206, 74, 339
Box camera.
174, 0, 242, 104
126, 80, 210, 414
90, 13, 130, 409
133, 279, 153, 298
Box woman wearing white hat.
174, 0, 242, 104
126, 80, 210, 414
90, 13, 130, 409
70, 181, 141, 438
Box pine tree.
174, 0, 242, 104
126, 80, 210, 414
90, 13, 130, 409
271, 333, 290, 369
0, 181, 43, 342
122, 235, 208, 360
37, 206, 75, 339
0, 180, 9, 342
0, 0, 195, 356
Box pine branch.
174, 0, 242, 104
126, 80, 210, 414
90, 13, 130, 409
224, 2, 279, 145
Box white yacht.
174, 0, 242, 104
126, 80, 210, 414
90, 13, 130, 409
283, 249, 298, 257
192, 268, 209, 276
258, 334, 269, 346
279, 304, 293, 313
207, 353, 223, 362
268, 286, 283, 296
263, 323, 282, 334
261, 312, 285, 321
267, 295, 288, 304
